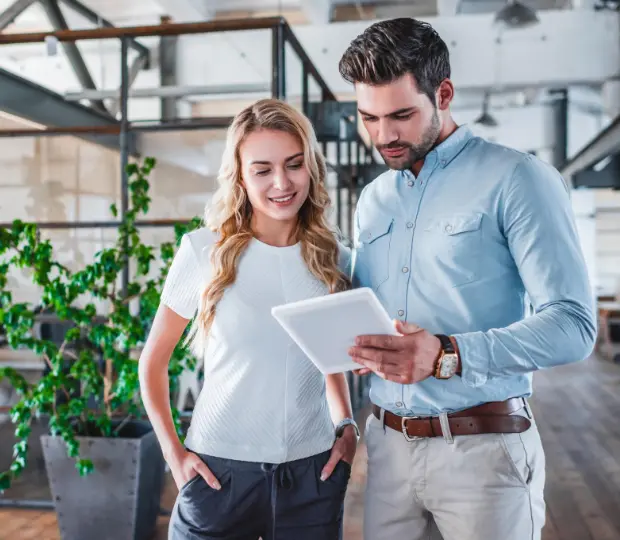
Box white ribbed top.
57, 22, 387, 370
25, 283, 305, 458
160, 227, 351, 463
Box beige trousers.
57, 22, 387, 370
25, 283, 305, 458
363, 403, 546, 540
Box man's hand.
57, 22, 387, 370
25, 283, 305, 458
320, 425, 358, 481
348, 320, 441, 384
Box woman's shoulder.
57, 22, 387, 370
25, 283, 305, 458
182, 227, 219, 258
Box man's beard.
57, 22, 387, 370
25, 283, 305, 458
378, 109, 441, 171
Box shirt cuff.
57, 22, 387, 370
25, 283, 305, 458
452, 332, 490, 388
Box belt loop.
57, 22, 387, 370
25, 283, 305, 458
380, 408, 386, 433
439, 412, 454, 445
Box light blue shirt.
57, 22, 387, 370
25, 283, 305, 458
351, 125, 597, 417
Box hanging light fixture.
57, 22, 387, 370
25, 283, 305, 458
494, 0, 540, 29
474, 92, 499, 128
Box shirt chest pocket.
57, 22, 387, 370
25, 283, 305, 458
421, 213, 483, 288
353, 217, 394, 291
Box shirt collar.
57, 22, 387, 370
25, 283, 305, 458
431, 124, 474, 168
397, 123, 474, 180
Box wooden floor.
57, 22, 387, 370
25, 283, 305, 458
1, 355, 620, 539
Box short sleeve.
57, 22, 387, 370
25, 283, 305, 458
160, 234, 202, 320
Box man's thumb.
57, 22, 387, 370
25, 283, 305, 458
394, 319, 422, 335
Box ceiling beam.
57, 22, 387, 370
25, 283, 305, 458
40, 0, 107, 114
0, 0, 37, 30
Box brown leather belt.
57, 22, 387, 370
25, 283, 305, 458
372, 398, 531, 440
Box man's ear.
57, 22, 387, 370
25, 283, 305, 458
436, 79, 455, 111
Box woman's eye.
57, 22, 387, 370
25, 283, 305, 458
255, 169, 270, 176
288, 162, 303, 170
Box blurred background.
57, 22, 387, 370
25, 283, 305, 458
0, 1, 619, 539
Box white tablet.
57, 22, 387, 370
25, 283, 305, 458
271, 287, 399, 375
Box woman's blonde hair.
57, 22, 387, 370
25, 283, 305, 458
187, 98, 350, 352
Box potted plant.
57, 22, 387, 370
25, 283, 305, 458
0, 157, 201, 540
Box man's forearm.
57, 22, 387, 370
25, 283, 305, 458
453, 300, 596, 387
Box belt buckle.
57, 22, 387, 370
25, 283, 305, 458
401, 415, 419, 442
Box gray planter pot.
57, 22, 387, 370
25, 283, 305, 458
41, 420, 165, 540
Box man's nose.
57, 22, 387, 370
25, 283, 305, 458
376, 120, 398, 147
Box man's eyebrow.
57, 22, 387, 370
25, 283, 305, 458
358, 107, 416, 117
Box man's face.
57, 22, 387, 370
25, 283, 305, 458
355, 74, 442, 171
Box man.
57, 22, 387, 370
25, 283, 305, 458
340, 17, 596, 540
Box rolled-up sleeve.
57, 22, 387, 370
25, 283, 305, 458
454, 155, 597, 386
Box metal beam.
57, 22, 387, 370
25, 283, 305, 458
64, 83, 270, 101
550, 88, 568, 170
561, 114, 620, 179
40, 0, 107, 114
572, 153, 620, 190
58, 0, 150, 65
0, 66, 132, 152
0, 0, 37, 30
0, 16, 284, 43
0, 115, 234, 137
159, 16, 177, 121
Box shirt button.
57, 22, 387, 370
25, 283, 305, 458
445, 224, 453, 233
402, 267, 409, 273
407, 181, 414, 187
396, 402, 404, 408
398, 309, 404, 316
406, 222, 413, 229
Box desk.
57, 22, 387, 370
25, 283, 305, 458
597, 301, 620, 362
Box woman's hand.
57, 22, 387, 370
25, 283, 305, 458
320, 425, 358, 481
167, 447, 221, 491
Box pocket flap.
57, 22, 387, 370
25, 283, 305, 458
425, 213, 482, 236
358, 217, 394, 245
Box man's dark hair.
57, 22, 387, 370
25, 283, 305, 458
338, 18, 451, 105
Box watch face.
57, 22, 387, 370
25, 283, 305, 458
439, 354, 458, 378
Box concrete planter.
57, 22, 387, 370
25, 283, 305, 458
41, 421, 165, 540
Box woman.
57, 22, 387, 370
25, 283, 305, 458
138, 98, 358, 540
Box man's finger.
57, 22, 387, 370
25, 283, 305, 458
195, 461, 221, 490
395, 320, 423, 335
320, 448, 342, 481
350, 354, 404, 377
353, 367, 371, 376
354, 333, 402, 350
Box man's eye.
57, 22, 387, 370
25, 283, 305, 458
362, 117, 377, 123
394, 114, 413, 120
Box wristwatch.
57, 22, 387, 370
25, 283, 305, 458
434, 334, 459, 379
335, 418, 360, 441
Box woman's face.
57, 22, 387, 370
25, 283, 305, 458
239, 128, 311, 225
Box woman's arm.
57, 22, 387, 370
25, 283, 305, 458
321, 373, 358, 480
138, 305, 188, 461
138, 305, 220, 490
325, 373, 354, 425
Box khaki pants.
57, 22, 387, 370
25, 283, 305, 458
363, 403, 546, 540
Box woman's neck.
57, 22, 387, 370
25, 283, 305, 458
250, 214, 298, 247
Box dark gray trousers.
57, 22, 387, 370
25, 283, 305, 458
168, 449, 350, 540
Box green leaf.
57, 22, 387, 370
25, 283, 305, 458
0, 472, 11, 492
77, 459, 94, 477
110, 203, 118, 217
